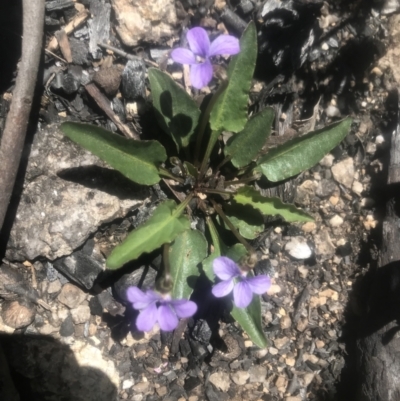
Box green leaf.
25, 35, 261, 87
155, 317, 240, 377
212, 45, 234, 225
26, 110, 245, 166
149, 68, 201, 151
225, 108, 274, 168
169, 230, 208, 299
221, 204, 264, 240
61, 122, 166, 186
106, 200, 190, 270
183, 161, 198, 179
257, 118, 352, 182
209, 22, 257, 133
234, 186, 313, 222
226, 243, 247, 263
231, 290, 267, 348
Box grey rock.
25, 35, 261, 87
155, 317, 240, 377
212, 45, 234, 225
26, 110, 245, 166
231, 370, 249, 385
248, 365, 267, 383
111, 0, 178, 46
316, 179, 339, 198
58, 283, 87, 309
209, 371, 230, 392
6, 124, 147, 262
97, 290, 126, 316
70, 305, 91, 324
331, 158, 355, 189
285, 237, 312, 260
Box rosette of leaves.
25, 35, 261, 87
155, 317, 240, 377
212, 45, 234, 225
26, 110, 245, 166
61, 22, 352, 348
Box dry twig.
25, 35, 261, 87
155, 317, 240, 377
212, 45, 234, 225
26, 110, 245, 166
0, 0, 45, 232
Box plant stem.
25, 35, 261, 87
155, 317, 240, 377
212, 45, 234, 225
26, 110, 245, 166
194, 80, 228, 167
210, 198, 255, 254
158, 167, 185, 184
214, 155, 232, 174
175, 192, 194, 215
198, 130, 221, 180
200, 188, 236, 196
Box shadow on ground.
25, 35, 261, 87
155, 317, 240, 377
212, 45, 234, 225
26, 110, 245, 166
0, 333, 118, 401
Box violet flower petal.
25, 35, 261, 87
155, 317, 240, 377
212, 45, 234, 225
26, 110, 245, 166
127, 287, 158, 310
171, 299, 197, 318
187, 27, 210, 57
233, 280, 253, 308
171, 48, 196, 65
190, 60, 213, 89
209, 35, 240, 57
136, 303, 158, 331
212, 279, 235, 298
246, 275, 271, 295
213, 256, 241, 280
158, 304, 179, 331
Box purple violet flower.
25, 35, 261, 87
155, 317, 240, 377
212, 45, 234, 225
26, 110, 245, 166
171, 27, 240, 89
212, 257, 271, 308
127, 287, 197, 332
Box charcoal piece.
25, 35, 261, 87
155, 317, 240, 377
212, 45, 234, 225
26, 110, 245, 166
74, 26, 89, 39
220, 9, 247, 33
61, 72, 80, 94
112, 97, 125, 118
70, 37, 89, 65
113, 266, 158, 302
189, 338, 209, 359
45, 0, 74, 11
89, 296, 103, 316
179, 338, 192, 357
97, 290, 125, 316
191, 319, 212, 344
70, 94, 85, 112
254, 259, 274, 277
336, 241, 352, 257
88, 0, 111, 59
121, 59, 146, 100
60, 315, 75, 337
53, 251, 104, 290
184, 376, 202, 392
45, 16, 60, 27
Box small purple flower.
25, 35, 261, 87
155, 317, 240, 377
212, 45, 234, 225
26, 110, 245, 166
212, 257, 271, 308
127, 287, 197, 332
171, 27, 240, 89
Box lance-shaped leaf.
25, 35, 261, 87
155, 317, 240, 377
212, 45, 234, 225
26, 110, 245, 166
61, 122, 166, 186
149, 68, 200, 151
209, 22, 257, 133
170, 230, 208, 299
219, 204, 264, 240
231, 292, 267, 348
234, 186, 313, 222
257, 118, 352, 182
106, 200, 190, 270
225, 108, 274, 168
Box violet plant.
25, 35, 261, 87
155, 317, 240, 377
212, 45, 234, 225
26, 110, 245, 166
61, 23, 352, 347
